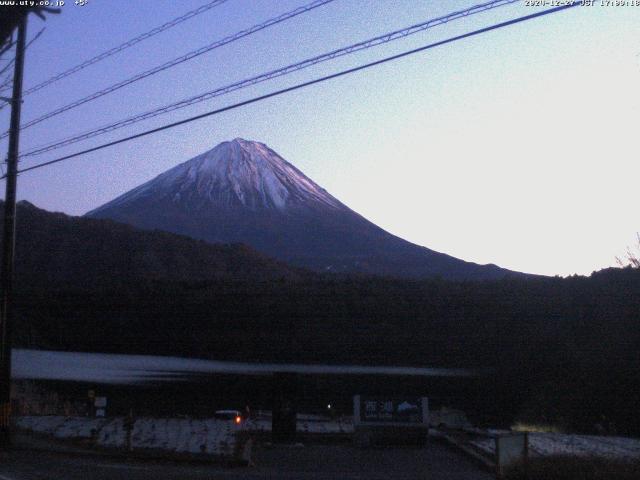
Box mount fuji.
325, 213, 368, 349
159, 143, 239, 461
86, 138, 518, 280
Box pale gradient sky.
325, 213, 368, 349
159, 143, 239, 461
1, 0, 638, 277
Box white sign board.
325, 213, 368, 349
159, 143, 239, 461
496, 433, 528, 475
353, 395, 429, 428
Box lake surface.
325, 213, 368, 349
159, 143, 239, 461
12, 349, 478, 385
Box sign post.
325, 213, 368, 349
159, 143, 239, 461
272, 373, 298, 443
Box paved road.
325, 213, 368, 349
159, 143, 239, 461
0, 441, 493, 480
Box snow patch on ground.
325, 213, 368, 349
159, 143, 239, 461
469, 433, 640, 461
16, 416, 240, 457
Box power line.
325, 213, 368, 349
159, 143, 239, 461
0, 50, 16, 80
3, 2, 580, 180
19, 0, 519, 157
0, 0, 228, 97
0, 75, 11, 92
0, 39, 14, 59
0, 0, 335, 136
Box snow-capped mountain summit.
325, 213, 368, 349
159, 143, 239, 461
92, 138, 342, 214
87, 139, 520, 280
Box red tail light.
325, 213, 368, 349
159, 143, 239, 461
235, 415, 242, 424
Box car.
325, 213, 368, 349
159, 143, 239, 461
214, 410, 243, 424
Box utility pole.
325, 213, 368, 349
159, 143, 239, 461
0, 14, 28, 449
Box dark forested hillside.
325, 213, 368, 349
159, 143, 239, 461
1, 200, 303, 288
13, 269, 640, 435
3, 201, 640, 435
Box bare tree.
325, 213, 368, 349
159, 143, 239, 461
617, 233, 640, 268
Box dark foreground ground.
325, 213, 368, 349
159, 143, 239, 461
0, 439, 492, 480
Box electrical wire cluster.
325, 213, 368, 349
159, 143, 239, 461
0, 0, 335, 136
0, 0, 581, 178
17, 0, 518, 156
0, 0, 228, 96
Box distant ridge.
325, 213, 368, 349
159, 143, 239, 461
1, 200, 301, 288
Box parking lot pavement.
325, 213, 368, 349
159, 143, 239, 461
0, 439, 492, 480
252, 440, 493, 479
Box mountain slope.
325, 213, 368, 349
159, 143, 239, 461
87, 138, 520, 280
0, 200, 301, 289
